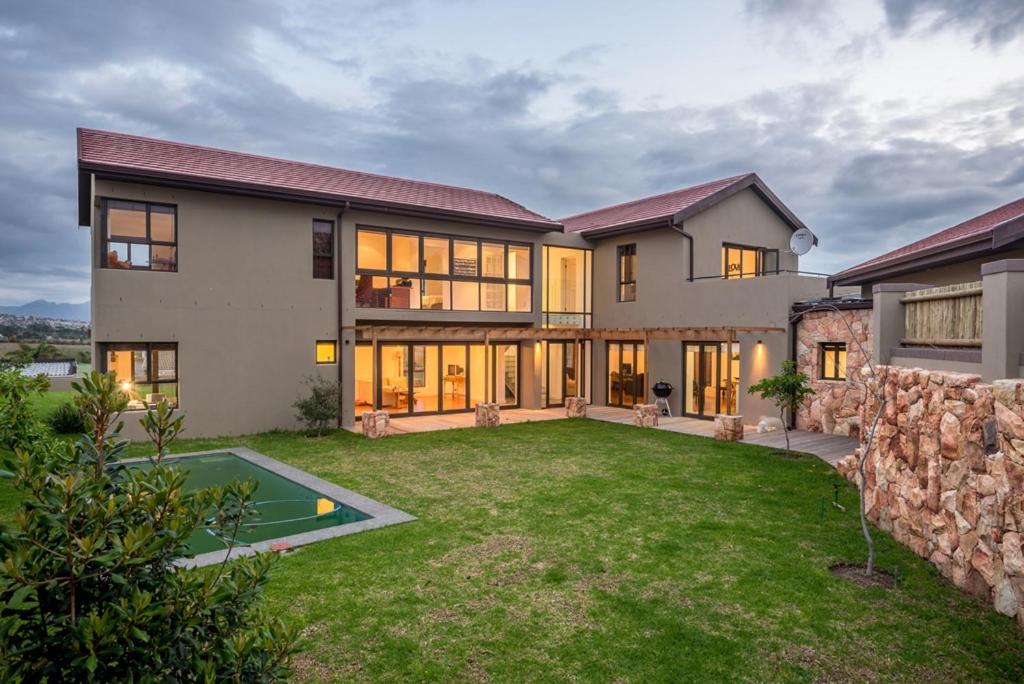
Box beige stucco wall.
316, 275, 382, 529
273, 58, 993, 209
591, 188, 823, 329
90, 178, 820, 435
92, 180, 346, 439
91, 179, 587, 437
589, 188, 830, 419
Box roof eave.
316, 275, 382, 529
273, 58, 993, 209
827, 233, 994, 287
573, 173, 816, 242
78, 161, 562, 232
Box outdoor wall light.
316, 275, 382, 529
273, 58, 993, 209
120, 381, 132, 392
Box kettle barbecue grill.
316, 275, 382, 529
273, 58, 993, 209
651, 380, 673, 416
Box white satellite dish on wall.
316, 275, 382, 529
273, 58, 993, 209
790, 228, 814, 256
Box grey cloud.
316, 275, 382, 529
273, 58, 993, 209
883, 0, 1024, 46
0, 0, 1022, 304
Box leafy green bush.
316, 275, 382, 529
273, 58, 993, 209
293, 375, 340, 436
0, 369, 49, 450
46, 401, 86, 434
0, 372, 298, 680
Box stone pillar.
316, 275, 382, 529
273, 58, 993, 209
475, 402, 501, 427
565, 396, 586, 418
361, 411, 389, 438
982, 259, 1024, 381
714, 414, 744, 441
633, 404, 658, 427
871, 283, 930, 365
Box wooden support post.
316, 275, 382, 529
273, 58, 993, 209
725, 328, 735, 415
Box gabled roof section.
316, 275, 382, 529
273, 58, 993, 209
560, 172, 813, 238
76, 128, 559, 230
830, 196, 1024, 286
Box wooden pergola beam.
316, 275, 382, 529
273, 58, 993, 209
353, 325, 785, 342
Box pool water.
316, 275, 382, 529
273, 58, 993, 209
136, 453, 371, 554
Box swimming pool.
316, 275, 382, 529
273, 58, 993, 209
132, 448, 415, 567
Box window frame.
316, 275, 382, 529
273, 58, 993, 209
542, 245, 593, 328
721, 242, 780, 279
312, 219, 335, 279
99, 198, 178, 272
315, 340, 337, 365
98, 342, 179, 410
354, 224, 533, 312
616, 243, 637, 303
819, 342, 847, 381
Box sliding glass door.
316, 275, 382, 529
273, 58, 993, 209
542, 341, 585, 408
369, 341, 519, 416
683, 342, 739, 418
607, 342, 645, 408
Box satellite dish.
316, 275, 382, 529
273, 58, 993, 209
790, 228, 814, 256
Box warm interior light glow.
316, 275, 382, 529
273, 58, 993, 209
120, 381, 132, 392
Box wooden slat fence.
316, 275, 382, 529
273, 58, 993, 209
901, 281, 983, 347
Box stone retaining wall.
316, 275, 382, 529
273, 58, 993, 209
835, 367, 1024, 626
795, 308, 872, 438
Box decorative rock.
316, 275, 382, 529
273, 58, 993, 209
475, 402, 501, 427
361, 410, 390, 438
835, 366, 1024, 622
565, 396, 587, 418
633, 404, 659, 428
714, 414, 744, 442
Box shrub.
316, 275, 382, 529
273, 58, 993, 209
293, 375, 340, 436
0, 372, 298, 680
46, 401, 86, 434
0, 369, 49, 450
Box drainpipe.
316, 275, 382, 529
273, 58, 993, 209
668, 218, 694, 282
335, 201, 350, 428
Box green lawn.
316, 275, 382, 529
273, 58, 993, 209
27, 390, 75, 422
3, 419, 1023, 681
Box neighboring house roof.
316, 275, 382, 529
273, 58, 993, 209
560, 172, 814, 239
77, 128, 558, 231
830, 196, 1024, 286
20, 359, 76, 378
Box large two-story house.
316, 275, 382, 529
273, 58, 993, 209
78, 129, 832, 438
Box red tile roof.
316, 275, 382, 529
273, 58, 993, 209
77, 128, 558, 229
561, 174, 754, 234
832, 196, 1024, 282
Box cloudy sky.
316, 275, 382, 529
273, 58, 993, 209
1, 0, 1023, 305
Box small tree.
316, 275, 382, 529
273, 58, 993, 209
293, 375, 340, 436
0, 372, 298, 680
141, 398, 186, 465
747, 359, 813, 457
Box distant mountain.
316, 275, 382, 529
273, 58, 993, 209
0, 300, 90, 322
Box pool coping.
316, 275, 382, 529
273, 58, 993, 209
124, 447, 416, 568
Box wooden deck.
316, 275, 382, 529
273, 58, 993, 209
351, 405, 858, 466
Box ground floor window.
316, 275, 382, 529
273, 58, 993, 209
820, 342, 847, 380
100, 342, 178, 411
683, 342, 739, 418
607, 342, 645, 408
355, 341, 519, 416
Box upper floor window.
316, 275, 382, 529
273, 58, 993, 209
820, 342, 847, 380
617, 244, 637, 302
101, 199, 177, 271
543, 245, 592, 328
722, 243, 779, 279
313, 220, 335, 279
355, 227, 532, 312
